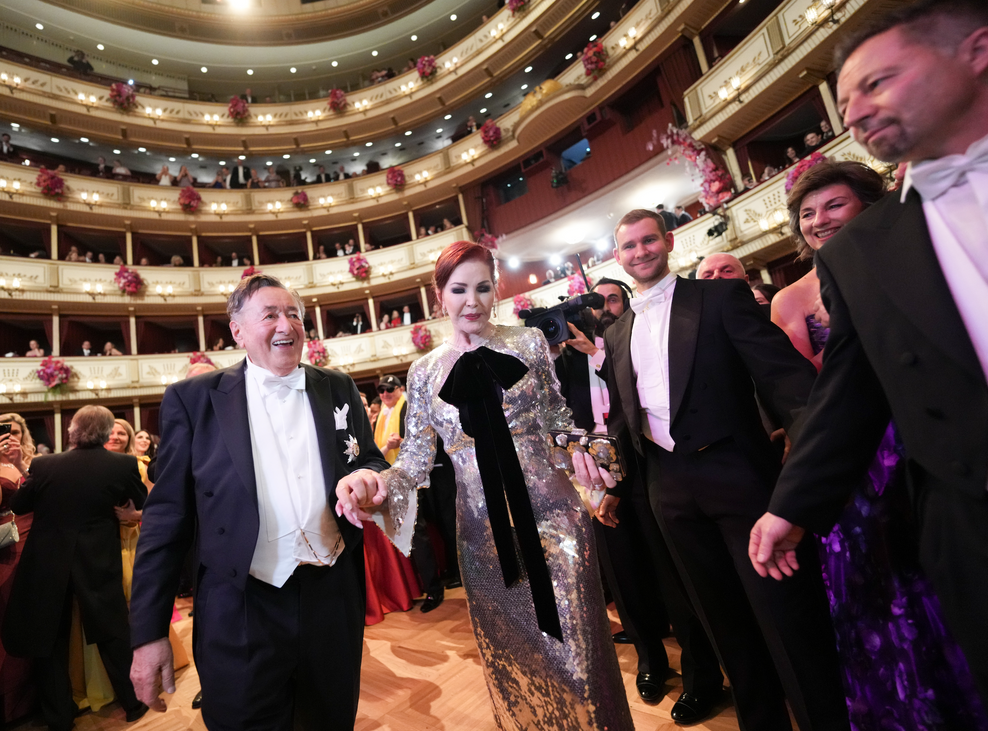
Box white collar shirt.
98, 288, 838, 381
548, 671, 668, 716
629, 273, 678, 451
244, 357, 343, 587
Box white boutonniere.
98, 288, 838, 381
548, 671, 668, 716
343, 434, 360, 464
334, 404, 350, 430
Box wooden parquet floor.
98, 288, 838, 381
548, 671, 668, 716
15, 592, 741, 731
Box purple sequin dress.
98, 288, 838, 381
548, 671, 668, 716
807, 315, 988, 730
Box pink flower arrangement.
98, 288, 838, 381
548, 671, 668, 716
241, 265, 258, 279
35, 356, 72, 398
328, 88, 348, 113
109, 82, 137, 112
474, 229, 498, 250
582, 40, 609, 81
658, 124, 736, 211
507, 0, 529, 15
386, 166, 406, 190
785, 151, 829, 192
178, 187, 202, 213
307, 338, 329, 367
291, 190, 309, 209
416, 55, 438, 80
35, 168, 65, 200
566, 275, 588, 297
189, 352, 215, 367
349, 254, 370, 280
113, 265, 144, 295
480, 119, 502, 149
227, 96, 250, 124
513, 294, 534, 317
411, 324, 433, 351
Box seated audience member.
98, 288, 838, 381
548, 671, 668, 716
803, 131, 825, 155
334, 243, 344, 257
430, 301, 441, 319
674, 206, 693, 226
84, 251, 95, 263
139, 257, 150, 266
819, 119, 835, 141
351, 313, 367, 334
25, 340, 45, 357
113, 255, 124, 265
389, 310, 401, 328
344, 240, 357, 255
263, 167, 283, 188
418, 226, 427, 238
157, 166, 175, 186
67, 50, 94, 73
242, 257, 252, 267
316, 245, 328, 259
696, 252, 748, 281
760, 165, 779, 182
112, 160, 131, 176
751, 283, 780, 306
210, 338, 225, 351
95, 156, 110, 176
97, 253, 107, 264
742, 175, 757, 190
104, 342, 123, 356
248, 169, 263, 189
442, 218, 454, 231
312, 166, 331, 185
1, 133, 16, 158
292, 169, 306, 187
170, 255, 185, 267
65, 246, 80, 262
379, 314, 390, 330
542, 269, 556, 285
213, 256, 223, 267
426, 226, 437, 236
404, 58, 416, 72
230, 252, 241, 267
338, 165, 349, 180
80, 340, 94, 357
176, 166, 195, 188
402, 305, 413, 326
240, 88, 256, 104
211, 170, 227, 189
784, 146, 799, 166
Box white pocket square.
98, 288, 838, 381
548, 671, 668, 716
334, 404, 350, 430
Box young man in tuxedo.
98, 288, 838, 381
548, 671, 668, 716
129, 275, 389, 730
750, 0, 988, 704
593, 209, 848, 731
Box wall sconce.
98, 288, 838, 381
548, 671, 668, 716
619, 26, 638, 49
149, 199, 168, 216
381, 264, 395, 279
0, 277, 21, 296
0, 73, 20, 92
77, 92, 98, 110
307, 109, 323, 121
204, 113, 220, 128
528, 274, 538, 285
318, 196, 334, 208
489, 23, 505, 39
413, 170, 431, 182
806, 0, 840, 25
80, 191, 99, 209
211, 202, 228, 218
260, 113, 273, 129
328, 274, 345, 288
0, 382, 22, 400
267, 201, 282, 215
155, 284, 174, 300
83, 282, 104, 298
391, 345, 409, 357
400, 81, 415, 93
443, 57, 460, 71
86, 379, 108, 393
160, 375, 179, 386
0, 179, 20, 198
676, 251, 701, 269
353, 99, 369, 111
718, 75, 743, 105
758, 208, 789, 232
145, 106, 163, 123
460, 148, 478, 164
368, 186, 383, 198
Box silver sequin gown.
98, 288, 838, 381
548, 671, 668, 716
378, 325, 634, 731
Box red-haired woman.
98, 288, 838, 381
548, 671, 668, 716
336, 241, 633, 730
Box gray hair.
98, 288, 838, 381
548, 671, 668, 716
68, 405, 115, 448
226, 274, 305, 322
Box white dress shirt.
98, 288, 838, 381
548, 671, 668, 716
588, 341, 610, 432
902, 132, 988, 382
402, 312, 412, 326
245, 358, 343, 587
630, 273, 678, 451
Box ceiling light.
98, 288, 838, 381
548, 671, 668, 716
290, 67, 297, 73
191, 153, 199, 158
353, 152, 359, 157
394, 142, 401, 147
283, 154, 290, 159
138, 146, 146, 152
365, 141, 373, 147
444, 114, 452, 120
372, 50, 378, 57
266, 161, 273, 166
592, 11, 600, 19
565, 53, 574, 60
247, 69, 253, 75
411, 34, 418, 41
508, 257, 520, 269
309, 158, 316, 163
589, 34, 597, 41
151, 59, 159, 65
331, 61, 338, 67
97, 43, 105, 50
450, 14, 457, 21
404, 130, 412, 136
239, 155, 246, 160
549, 254, 562, 266
525, 66, 533, 73
485, 92, 493, 99
479, 108, 487, 114
51, 137, 59, 143
201, 66, 207, 73
9, 123, 18, 129
113, 149, 121, 154
80, 137, 89, 142
35, 23, 43, 30
169, 157, 176, 162
436, 128, 443, 133
521, 84, 528, 90
324, 149, 332, 154
219, 161, 226, 165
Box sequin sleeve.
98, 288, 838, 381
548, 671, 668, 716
367, 355, 436, 556
527, 328, 575, 433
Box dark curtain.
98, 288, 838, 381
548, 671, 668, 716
42, 414, 55, 449
659, 41, 704, 103
40, 226, 52, 257
60, 318, 129, 356
142, 405, 160, 437
767, 254, 814, 287
0, 316, 49, 356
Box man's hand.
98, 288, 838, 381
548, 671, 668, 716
114, 499, 142, 523
563, 323, 599, 357
748, 512, 805, 581
130, 638, 174, 712
595, 495, 621, 528
335, 470, 388, 527
769, 429, 792, 464
385, 433, 403, 451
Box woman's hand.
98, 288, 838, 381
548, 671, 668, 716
335, 470, 388, 527
571, 451, 615, 515
0, 433, 23, 473
115, 499, 143, 523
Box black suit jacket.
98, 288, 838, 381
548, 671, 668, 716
312, 173, 332, 185
554, 347, 595, 431
2, 448, 147, 657
771, 192, 988, 533
129, 361, 389, 647
604, 278, 817, 496
228, 166, 251, 189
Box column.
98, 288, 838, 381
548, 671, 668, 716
368, 296, 378, 331
760, 267, 773, 286
314, 304, 325, 339
54, 407, 62, 453
197, 307, 206, 351
408, 210, 418, 240
125, 224, 134, 265
724, 146, 744, 190
817, 80, 844, 134
305, 227, 314, 261
357, 222, 366, 253
250, 225, 260, 265
457, 191, 468, 228
419, 285, 430, 318
133, 400, 142, 432
692, 35, 710, 74
129, 310, 138, 355
49, 217, 58, 260
48, 306, 59, 356
191, 228, 200, 267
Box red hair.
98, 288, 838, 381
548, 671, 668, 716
433, 240, 498, 297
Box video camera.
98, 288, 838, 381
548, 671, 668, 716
519, 292, 604, 346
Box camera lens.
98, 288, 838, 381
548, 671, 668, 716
540, 318, 560, 342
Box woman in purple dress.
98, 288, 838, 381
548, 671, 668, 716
772, 160, 988, 730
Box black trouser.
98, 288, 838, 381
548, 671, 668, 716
194, 554, 365, 731
646, 439, 849, 731
916, 473, 988, 707
37, 592, 141, 731
594, 480, 723, 696
411, 459, 460, 594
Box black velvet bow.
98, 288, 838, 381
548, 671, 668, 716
439, 347, 563, 641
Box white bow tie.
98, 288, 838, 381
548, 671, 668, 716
629, 284, 672, 315
260, 367, 305, 399
906, 135, 988, 201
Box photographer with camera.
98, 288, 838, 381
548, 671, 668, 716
543, 276, 723, 721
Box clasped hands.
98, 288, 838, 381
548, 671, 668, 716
334, 469, 388, 527
570, 451, 620, 528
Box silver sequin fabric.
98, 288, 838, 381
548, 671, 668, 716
383, 325, 634, 731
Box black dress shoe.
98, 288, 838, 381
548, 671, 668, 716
444, 577, 463, 589
125, 703, 149, 723
635, 672, 663, 703
612, 630, 632, 644
420, 592, 444, 613
191, 690, 203, 710
670, 691, 719, 725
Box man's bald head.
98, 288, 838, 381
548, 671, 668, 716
696, 253, 748, 281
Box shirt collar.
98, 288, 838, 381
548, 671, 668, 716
901, 131, 988, 203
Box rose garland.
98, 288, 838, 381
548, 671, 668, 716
386, 166, 406, 190
307, 338, 329, 367
227, 96, 250, 124
785, 151, 829, 193
328, 88, 348, 113
411, 324, 433, 351
416, 55, 438, 81
474, 229, 498, 250
109, 82, 137, 112
179, 187, 202, 213
582, 40, 609, 81
35, 168, 65, 200
507, 0, 529, 15
512, 294, 534, 317
480, 119, 502, 149
189, 352, 216, 367
566, 275, 588, 297
291, 190, 309, 209
658, 123, 736, 211
35, 356, 73, 398
114, 265, 145, 295
349, 253, 371, 280
241, 265, 258, 279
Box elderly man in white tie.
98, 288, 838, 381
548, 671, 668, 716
128, 274, 389, 730
750, 0, 988, 705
